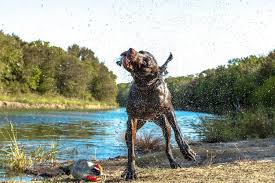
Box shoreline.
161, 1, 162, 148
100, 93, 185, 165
5, 138, 274, 182
0, 100, 117, 111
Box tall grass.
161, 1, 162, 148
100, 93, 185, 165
195, 108, 275, 142
1, 123, 32, 171
0, 122, 58, 172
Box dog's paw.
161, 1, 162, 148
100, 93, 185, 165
170, 161, 181, 169
121, 169, 137, 180
184, 149, 197, 161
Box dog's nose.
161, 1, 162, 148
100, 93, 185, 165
128, 48, 136, 54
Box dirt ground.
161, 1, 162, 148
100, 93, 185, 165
99, 138, 275, 183
6, 138, 275, 183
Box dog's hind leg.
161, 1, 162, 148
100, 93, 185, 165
165, 111, 196, 161
155, 115, 181, 168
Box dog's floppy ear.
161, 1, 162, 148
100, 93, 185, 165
159, 52, 173, 75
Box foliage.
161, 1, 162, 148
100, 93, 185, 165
251, 76, 275, 109
0, 31, 118, 104
195, 108, 275, 142
90, 64, 118, 102
136, 133, 164, 154
116, 83, 131, 106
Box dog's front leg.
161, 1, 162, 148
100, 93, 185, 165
122, 118, 138, 180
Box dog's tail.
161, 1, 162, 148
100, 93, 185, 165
159, 52, 173, 76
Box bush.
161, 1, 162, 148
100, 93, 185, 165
136, 133, 164, 154
195, 116, 240, 142
195, 109, 275, 142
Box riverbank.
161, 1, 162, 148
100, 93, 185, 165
11, 138, 275, 182
0, 94, 117, 110
87, 138, 275, 182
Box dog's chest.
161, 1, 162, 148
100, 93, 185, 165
126, 82, 171, 118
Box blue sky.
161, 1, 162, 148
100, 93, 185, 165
1, 0, 275, 83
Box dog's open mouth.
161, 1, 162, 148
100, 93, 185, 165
117, 48, 139, 72
116, 56, 133, 71
122, 57, 130, 69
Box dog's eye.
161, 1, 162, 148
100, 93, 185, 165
144, 57, 151, 63
142, 58, 150, 66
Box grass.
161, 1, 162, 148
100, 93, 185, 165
0, 123, 32, 172
0, 122, 58, 173
0, 93, 118, 110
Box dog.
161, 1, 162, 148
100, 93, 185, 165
117, 48, 196, 180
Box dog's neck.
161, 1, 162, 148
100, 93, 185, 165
133, 73, 162, 91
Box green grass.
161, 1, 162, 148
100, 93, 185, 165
0, 93, 118, 110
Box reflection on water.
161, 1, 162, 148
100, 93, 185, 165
0, 121, 107, 140
0, 108, 210, 162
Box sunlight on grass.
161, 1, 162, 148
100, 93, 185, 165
0, 122, 58, 172
0, 93, 118, 109
0, 122, 32, 171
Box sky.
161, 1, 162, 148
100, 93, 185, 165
0, 0, 275, 83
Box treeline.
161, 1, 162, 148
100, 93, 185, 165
117, 50, 275, 114
0, 31, 118, 104
166, 51, 274, 114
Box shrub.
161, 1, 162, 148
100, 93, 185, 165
195, 108, 275, 142
136, 133, 164, 154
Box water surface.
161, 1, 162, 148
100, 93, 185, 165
0, 108, 209, 180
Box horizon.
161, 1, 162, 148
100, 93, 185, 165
1, 0, 275, 83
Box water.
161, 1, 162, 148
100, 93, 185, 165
0, 108, 210, 180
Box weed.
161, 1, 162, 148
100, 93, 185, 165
136, 133, 164, 154
0, 122, 59, 172
0, 122, 32, 171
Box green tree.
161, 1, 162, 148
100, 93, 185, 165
0, 32, 24, 93
116, 83, 131, 106
90, 64, 118, 103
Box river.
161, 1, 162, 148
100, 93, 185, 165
0, 108, 210, 180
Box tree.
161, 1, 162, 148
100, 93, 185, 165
90, 64, 118, 103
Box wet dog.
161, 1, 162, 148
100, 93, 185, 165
117, 48, 196, 180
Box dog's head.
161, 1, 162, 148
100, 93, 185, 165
117, 48, 159, 79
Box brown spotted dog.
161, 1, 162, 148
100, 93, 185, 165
117, 48, 196, 180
